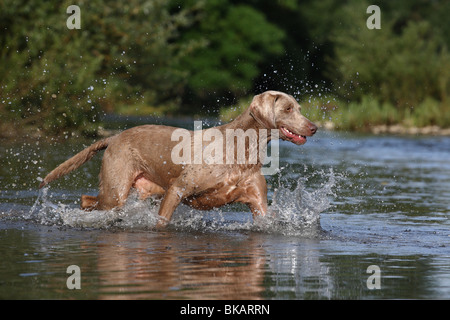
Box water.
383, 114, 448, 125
1, 120, 449, 299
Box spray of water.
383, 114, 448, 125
253, 168, 338, 236
26, 168, 340, 237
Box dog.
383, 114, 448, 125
39, 91, 317, 227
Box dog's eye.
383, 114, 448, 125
286, 106, 292, 112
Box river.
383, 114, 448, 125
1, 117, 449, 299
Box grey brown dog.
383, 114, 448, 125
40, 91, 317, 227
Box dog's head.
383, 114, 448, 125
250, 90, 317, 145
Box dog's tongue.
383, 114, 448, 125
292, 134, 306, 144
282, 127, 306, 144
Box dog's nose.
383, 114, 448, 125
309, 123, 318, 135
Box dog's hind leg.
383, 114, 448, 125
81, 195, 99, 210
88, 146, 137, 210
133, 173, 165, 200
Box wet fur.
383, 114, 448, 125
40, 91, 317, 227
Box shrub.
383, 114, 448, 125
328, 1, 450, 123
0, 0, 197, 136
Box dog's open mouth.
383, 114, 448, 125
280, 127, 307, 145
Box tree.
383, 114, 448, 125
175, 0, 285, 112
0, 0, 197, 136
327, 0, 450, 110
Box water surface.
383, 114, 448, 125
1, 120, 449, 299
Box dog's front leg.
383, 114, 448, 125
156, 186, 184, 228
247, 191, 268, 219
156, 175, 197, 228
237, 173, 269, 219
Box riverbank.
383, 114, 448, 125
318, 121, 450, 136
2, 113, 450, 142
0, 121, 450, 141
219, 95, 450, 137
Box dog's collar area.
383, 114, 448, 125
249, 110, 268, 129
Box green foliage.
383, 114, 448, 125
219, 95, 253, 122
330, 97, 400, 131
328, 0, 450, 118
0, 0, 197, 136
300, 95, 450, 132
176, 0, 285, 104
408, 97, 450, 128
2, 0, 450, 136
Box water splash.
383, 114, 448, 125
27, 186, 63, 225
253, 168, 339, 236
24, 169, 340, 236
28, 190, 161, 229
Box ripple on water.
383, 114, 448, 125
15, 168, 340, 237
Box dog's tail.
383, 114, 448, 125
39, 137, 112, 189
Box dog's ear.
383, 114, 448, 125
249, 92, 278, 128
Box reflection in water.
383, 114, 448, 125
0, 220, 448, 299
1, 131, 450, 299
94, 232, 266, 299
263, 239, 333, 299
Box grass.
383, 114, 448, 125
300, 95, 450, 132
219, 96, 253, 122
219, 94, 450, 133
114, 102, 179, 117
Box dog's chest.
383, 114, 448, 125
183, 171, 255, 209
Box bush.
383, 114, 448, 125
328, 0, 450, 123
409, 98, 450, 128
177, 0, 285, 107
0, 0, 197, 136
219, 95, 253, 122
